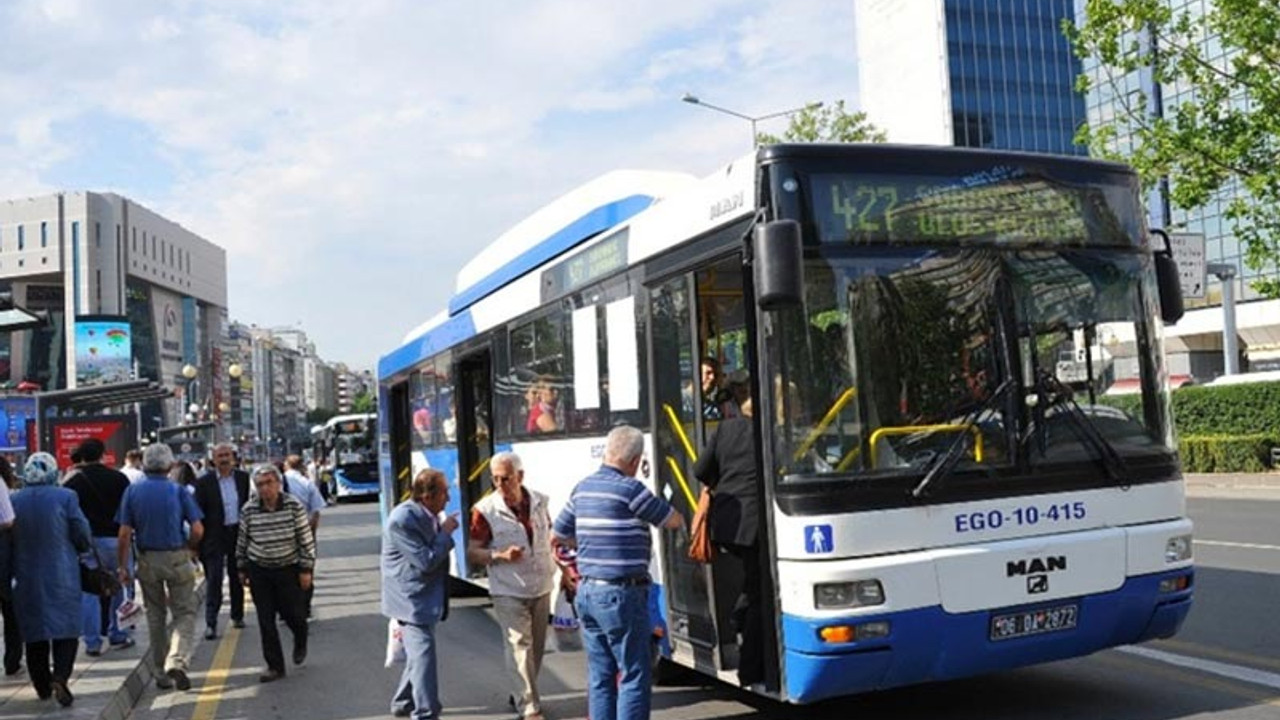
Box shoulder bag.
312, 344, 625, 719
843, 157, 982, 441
688, 487, 715, 564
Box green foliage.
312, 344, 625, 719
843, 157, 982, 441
756, 100, 887, 145
306, 408, 337, 425
1179, 434, 1276, 472
351, 391, 376, 414
1067, 1, 1280, 297
1165, 381, 1280, 436
1099, 380, 1280, 471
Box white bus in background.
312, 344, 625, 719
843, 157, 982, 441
315, 413, 378, 500
377, 144, 1195, 703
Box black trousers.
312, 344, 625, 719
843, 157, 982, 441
247, 564, 307, 673
1, 596, 21, 674
724, 542, 764, 686
202, 526, 244, 628
26, 638, 77, 694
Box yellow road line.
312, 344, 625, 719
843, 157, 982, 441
190, 625, 242, 720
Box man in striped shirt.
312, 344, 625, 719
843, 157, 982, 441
552, 425, 683, 720
236, 465, 315, 683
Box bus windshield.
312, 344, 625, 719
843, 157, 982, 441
767, 246, 1175, 487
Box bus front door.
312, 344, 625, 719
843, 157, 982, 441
647, 274, 719, 673
456, 350, 495, 580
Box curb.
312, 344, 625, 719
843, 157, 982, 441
96, 582, 208, 720
97, 656, 156, 720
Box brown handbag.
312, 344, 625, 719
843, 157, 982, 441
688, 488, 715, 564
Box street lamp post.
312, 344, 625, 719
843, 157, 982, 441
681, 93, 820, 147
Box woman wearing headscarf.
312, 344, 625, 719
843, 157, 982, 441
0, 455, 19, 677
10, 452, 93, 706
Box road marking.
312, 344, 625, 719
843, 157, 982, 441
1194, 539, 1280, 551
1119, 645, 1280, 692
191, 625, 242, 720
1101, 652, 1280, 707
1155, 639, 1280, 674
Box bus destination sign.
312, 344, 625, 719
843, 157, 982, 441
808, 167, 1140, 249
541, 229, 630, 301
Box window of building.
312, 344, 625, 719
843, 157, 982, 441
40, 221, 47, 248
132, 227, 137, 252
95, 222, 101, 248
18, 225, 24, 251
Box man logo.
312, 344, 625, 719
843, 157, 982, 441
1027, 575, 1049, 594
1007, 556, 1067, 577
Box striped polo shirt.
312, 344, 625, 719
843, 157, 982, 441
553, 464, 674, 581
235, 493, 316, 570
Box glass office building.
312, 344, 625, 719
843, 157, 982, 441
855, 0, 1086, 154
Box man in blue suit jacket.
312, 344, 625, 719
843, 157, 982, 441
382, 468, 458, 720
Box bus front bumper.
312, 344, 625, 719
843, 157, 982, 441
780, 568, 1193, 704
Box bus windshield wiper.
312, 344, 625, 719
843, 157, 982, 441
1027, 370, 1128, 481
910, 377, 1013, 499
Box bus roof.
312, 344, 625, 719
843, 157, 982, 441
324, 413, 375, 428
379, 149, 756, 381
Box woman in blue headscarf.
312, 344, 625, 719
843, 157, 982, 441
10, 452, 92, 707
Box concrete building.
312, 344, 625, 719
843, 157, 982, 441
0, 192, 226, 435
854, 0, 1086, 153
1077, 0, 1280, 377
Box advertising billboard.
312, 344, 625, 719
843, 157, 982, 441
49, 415, 137, 470
75, 315, 133, 387
0, 395, 36, 454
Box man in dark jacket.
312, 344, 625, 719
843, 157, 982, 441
63, 438, 135, 655
192, 443, 250, 639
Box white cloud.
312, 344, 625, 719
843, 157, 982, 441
0, 0, 858, 369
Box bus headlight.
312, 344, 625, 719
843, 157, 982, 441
1165, 535, 1193, 563
814, 580, 885, 610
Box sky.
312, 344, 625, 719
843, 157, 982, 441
0, 0, 860, 371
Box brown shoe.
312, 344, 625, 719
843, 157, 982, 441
259, 668, 285, 683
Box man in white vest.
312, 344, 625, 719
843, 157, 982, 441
466, 452, 554, 720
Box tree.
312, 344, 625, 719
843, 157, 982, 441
756, 100, 887, 145
351, 391, 376, 414
306, 408, 337, 425
1068, 0, 1280, 297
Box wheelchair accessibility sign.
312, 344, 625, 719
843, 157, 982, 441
804, 524, 833, 554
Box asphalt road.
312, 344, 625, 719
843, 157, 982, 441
128, 491, 1280, 720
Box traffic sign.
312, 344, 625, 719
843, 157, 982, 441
1167, 232, 1206, 299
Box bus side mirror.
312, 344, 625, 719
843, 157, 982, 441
1151, 230, 1185, 324
753, 220, 804, 310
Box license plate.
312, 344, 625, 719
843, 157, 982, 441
989, 603, 1078, 641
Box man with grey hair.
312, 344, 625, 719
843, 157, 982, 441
116, 443, 204, 691
467, 452, 554, 720
193, 442, 250, 639
553, 426, 684, 720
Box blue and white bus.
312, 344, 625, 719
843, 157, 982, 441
316, 413, 379, 500
377, 144, 1194, 703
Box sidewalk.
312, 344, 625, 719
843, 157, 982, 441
1184, 471, 1280, 490
1, 586, 208, 720
0, 614, 155, 720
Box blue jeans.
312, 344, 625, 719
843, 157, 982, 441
576, 581, 652, 720
392, 621, 441, 720
81, 536, 131, 650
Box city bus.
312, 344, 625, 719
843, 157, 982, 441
315, 413, 379, 500
376, 144, 1195, 703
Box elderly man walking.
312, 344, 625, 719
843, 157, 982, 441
467, 452, 554, 720
553, 425, 684, 720
382, 468, 458, 720
116, 444, 205, 691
